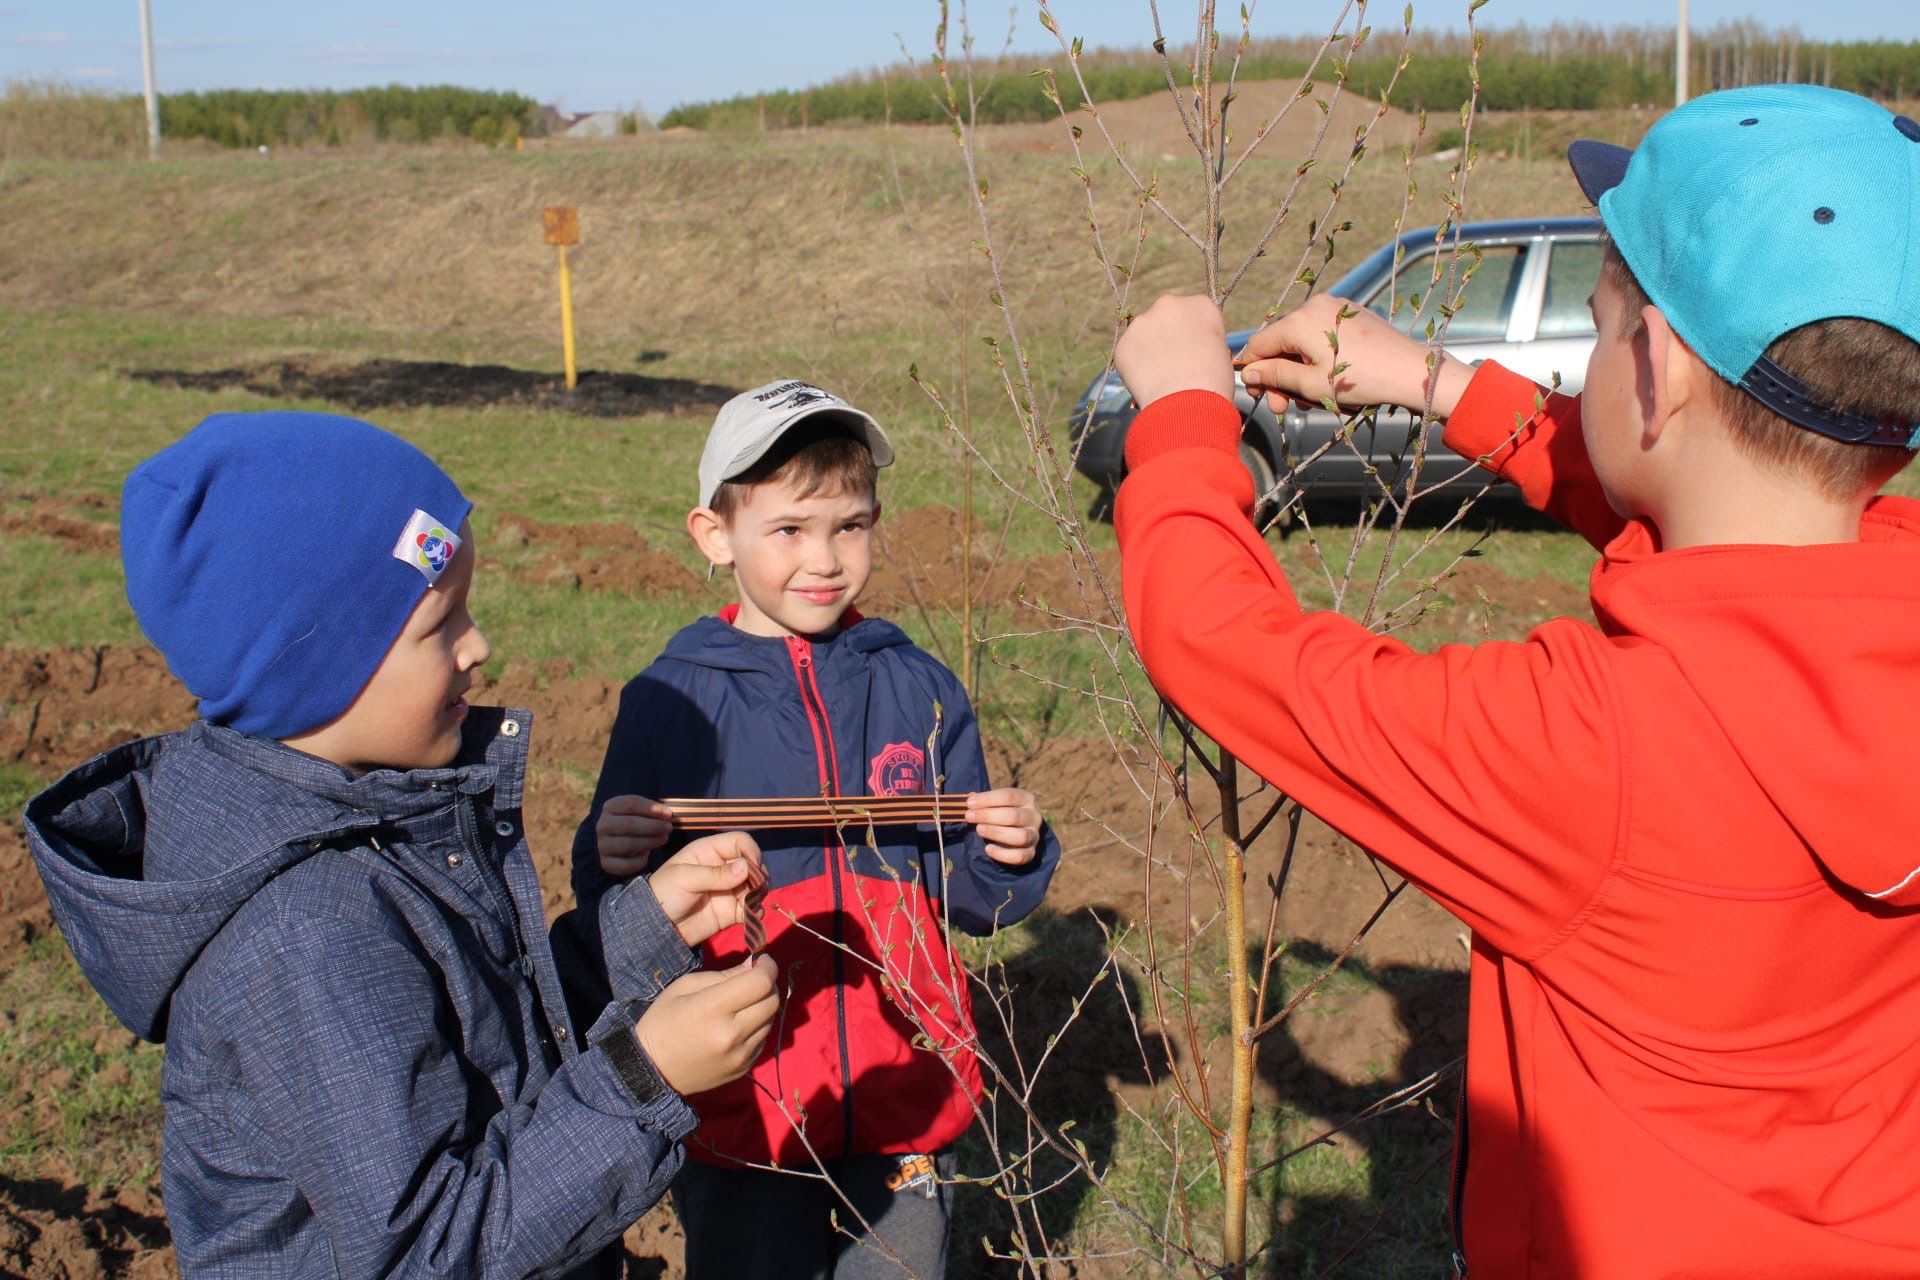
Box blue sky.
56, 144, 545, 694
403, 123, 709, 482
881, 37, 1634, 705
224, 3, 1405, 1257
4, 2, 1917, 115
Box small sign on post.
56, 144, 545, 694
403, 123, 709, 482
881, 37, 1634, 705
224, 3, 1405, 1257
543, 206, 581, 391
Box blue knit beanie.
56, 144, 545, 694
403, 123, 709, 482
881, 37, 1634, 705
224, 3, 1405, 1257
121, 412, 473, 739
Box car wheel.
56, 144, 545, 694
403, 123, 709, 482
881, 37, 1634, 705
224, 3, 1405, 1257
1239, 438, 1292, 531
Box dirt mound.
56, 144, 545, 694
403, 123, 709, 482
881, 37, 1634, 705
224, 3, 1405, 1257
0, 647, 195, 961
0, 648, 196, 775
867, 505, 1121, 621
1, 500, 119, 556
127, 360, 736, 420
494, 513, 703, 598
0, 1180, 174, 1280
976, 83, 1419, 165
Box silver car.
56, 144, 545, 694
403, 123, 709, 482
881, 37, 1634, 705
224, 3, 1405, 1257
1072, 216, 1605, 521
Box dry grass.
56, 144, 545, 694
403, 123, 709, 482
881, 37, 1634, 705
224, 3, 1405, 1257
0, 111, 1598, 450
0, 82, 150, 164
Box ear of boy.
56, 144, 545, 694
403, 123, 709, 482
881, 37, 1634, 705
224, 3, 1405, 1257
635, 954, 780, 1096
1599, 304, 1879, 549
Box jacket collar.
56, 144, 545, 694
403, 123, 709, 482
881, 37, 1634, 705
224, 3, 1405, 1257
191, 704, 532, 827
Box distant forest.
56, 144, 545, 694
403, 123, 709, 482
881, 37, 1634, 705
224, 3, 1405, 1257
659, 22, 1920, 130
0, 82, 544, 159
158, 85, 543, 148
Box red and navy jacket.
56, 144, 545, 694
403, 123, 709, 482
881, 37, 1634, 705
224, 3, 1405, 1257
571, 607, 1061, 1167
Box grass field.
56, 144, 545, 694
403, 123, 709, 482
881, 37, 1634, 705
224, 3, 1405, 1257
1, 93, 1647, 1277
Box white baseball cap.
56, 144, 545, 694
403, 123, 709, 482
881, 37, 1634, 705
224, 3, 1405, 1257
697, 380, 894, 508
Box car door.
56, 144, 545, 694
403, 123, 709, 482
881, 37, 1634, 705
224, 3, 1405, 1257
1338, 237, 1537, 501
1498, 235, 1603, 396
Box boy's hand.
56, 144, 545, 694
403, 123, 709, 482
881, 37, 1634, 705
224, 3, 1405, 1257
965, 788, 1044, 867
597, 794, 673, 877
649, 831, 764, 949
634, 956, 780, 1096
1235, 292, 1474, 421
1114, 294, 1235, 408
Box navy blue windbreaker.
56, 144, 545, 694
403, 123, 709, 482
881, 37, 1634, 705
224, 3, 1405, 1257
571, 611, 1061, 1167
26, 707, 697, 1279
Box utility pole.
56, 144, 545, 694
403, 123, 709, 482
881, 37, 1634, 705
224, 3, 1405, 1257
138, 0, 160, 159
1675, 0, 1690, 106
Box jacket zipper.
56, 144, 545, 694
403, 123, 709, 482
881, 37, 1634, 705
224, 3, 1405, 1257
786, 637, 856, 1157
457, 794, 535, 982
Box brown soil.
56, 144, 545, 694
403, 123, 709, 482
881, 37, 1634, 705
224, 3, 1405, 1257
0, 507, 1593, 1272
494, 513, 705, 600
0, 500, 120, 556
975, 83, 1420, 166
0, 1182, 174, 1280
867, 505, 1122, 622
127, 360, 736, 420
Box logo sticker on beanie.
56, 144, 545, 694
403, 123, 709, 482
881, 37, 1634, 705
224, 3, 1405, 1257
391, 509, 462, 583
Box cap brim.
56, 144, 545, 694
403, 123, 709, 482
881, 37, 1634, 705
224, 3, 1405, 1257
790, 405, 893, 469
1567, 139, 1633, 207
705, 404, 895, 506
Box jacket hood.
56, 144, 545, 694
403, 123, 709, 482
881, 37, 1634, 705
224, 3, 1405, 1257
23, 712, 526, 1041
1591, 496, 1920, 905
659, 609, 915, 673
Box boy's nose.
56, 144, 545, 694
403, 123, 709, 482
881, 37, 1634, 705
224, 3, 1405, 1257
461, 623, 493, 670
803, 540, 841, 576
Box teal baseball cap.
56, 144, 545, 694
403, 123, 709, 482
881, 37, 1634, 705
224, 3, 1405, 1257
1568, 84, 1920, 448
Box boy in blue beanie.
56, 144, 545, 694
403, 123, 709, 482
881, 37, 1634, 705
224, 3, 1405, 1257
25, 411, 780, 1278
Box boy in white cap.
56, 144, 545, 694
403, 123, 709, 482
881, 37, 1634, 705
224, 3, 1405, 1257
573, 381, 1064, 1278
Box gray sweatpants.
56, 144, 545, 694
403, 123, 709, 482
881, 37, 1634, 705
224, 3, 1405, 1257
675, 1150, 957, 1280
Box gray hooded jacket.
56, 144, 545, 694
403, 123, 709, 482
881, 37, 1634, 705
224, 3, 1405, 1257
25, 706, 697, 1278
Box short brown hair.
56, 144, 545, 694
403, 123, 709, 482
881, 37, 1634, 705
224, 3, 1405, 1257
707, 420, 878, 521
1600, 241, 1920, 500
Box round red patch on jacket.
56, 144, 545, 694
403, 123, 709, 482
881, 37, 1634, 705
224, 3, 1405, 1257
867, 741, 926, 796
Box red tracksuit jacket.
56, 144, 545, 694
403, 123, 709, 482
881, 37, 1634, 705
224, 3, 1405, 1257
1114, 365, 1920, 1278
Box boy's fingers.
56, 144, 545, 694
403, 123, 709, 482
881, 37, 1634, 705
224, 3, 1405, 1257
686, 829, 762, 866
603, 794, 672, 818
705, 957, 779, 1014
734, 987, 781, 1032
986, 844, 1037, 866
967, 806, 1037, 829
976, 823, 1038, 849
601, 813, 672, 835
668, 859, 754, 894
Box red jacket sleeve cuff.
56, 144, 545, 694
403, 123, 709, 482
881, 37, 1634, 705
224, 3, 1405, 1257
1122, 390, 1242, 471
1441, 361, 1550, 468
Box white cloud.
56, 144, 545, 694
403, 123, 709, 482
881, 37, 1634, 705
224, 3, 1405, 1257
70, 66, 120, 80
8, 30, 67, 47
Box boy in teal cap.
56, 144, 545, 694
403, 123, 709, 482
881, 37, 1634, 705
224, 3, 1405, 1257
1113, 85, 1920, 1277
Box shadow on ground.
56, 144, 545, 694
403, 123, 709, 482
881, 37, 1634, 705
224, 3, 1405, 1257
127, 360, 736, 419
1258, 944, 1468, 1278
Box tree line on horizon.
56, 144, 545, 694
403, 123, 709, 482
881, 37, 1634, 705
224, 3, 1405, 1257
658, 21, 1920, 131
0, 82, 545, 158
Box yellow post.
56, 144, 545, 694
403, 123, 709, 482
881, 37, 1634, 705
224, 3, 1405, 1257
542, 206, 582, 391
557, 244, 577, 391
